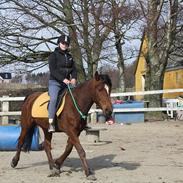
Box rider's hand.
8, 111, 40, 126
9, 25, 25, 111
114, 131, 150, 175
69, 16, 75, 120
63, 78, 70, 85
70, 79, 76, 86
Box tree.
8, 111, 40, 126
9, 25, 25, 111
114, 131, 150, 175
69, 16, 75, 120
0, 0, 111, 81
110, 0, 141, 93
137, 0, 182, 119
0, 0, 141, 84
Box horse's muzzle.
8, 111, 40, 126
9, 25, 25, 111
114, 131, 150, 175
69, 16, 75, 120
104, 108, 113, 120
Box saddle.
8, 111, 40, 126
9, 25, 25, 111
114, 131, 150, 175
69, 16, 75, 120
31, 91, 67, 118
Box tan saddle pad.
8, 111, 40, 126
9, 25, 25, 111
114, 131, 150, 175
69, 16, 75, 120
31, 92, 66, 118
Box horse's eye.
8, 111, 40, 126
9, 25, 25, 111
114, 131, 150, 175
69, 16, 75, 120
97, 85, 103, 91
98, 87, 103, 91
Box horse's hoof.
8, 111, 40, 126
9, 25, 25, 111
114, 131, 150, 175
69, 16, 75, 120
11, 158, 18, 168
87, 174, 97, 181
54, 161, 61, 171
48, 167, 60, 177
47, 173, 60, 177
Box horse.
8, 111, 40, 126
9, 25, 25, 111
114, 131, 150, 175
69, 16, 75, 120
10, 71, 113, 180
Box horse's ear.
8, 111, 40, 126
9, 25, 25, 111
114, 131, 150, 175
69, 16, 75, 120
94, 71, 100, 81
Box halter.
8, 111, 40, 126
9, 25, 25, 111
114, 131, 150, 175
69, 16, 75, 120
67, 84, 87, 120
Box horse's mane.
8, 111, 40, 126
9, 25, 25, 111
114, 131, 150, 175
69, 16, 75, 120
74, 73, 112, 91
100, 74, 112, 89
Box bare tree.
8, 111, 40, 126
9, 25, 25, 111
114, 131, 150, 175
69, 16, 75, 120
0, 0, 86, 78
109, 0, 141, 93
137, 0, 182, 119
0, 0, 112, 80
0, 0, 142, 84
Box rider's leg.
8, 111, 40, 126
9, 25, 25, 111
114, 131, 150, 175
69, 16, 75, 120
48, 80, 61, 132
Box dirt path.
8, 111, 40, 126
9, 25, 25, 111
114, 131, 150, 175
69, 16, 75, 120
0, 121, 183, 183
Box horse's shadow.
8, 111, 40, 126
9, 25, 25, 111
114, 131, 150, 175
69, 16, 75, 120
16, 154, 140, 171
64, 154, 140, 171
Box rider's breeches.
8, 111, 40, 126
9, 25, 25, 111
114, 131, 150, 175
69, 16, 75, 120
48, 80, 66, 120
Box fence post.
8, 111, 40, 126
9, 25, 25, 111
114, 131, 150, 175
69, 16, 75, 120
1, 95, 9, 125
90, 104, 97, 123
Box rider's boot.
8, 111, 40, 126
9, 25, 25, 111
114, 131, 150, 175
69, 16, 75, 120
48, 118, 55, 133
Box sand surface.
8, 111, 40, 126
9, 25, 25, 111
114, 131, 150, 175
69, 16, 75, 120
0, 120, 183, 183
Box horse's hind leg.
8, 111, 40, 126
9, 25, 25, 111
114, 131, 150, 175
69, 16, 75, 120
11, 127, 29, 168
55, 137, 73, 169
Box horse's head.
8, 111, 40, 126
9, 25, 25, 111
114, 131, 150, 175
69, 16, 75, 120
92, 71, 113, 120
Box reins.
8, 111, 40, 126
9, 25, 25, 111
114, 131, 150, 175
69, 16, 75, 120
67, 84, 87, 120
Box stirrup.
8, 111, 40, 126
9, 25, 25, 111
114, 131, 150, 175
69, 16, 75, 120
84, 125, 92, 130
48, 124, 55, 133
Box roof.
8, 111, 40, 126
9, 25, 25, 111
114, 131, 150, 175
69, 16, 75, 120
134, 31, 146, 75
134, 32, 183, 74
166, 61, 183, 71
0, 72, 12, 79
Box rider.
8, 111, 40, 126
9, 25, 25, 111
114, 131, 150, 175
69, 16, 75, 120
48, 34, 77, 132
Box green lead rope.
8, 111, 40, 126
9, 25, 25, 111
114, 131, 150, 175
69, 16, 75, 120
67, 84, 87, 120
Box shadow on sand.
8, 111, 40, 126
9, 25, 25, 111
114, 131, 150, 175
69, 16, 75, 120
16, 154, 140, 172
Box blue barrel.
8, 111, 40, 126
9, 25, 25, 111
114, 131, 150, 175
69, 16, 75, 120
0, 125, 40, 151
113, 101, 144, 123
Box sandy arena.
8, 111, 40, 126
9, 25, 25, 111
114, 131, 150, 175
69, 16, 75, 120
0, 120, 183, 183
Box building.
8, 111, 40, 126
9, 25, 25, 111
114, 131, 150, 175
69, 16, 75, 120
0, 73, 12, 83
134, 34, 183, 100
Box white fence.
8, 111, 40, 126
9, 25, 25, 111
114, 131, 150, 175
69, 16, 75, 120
89, 89, 183, 122
0, 89, 183, 125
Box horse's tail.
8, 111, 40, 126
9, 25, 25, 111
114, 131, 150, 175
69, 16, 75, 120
23, 95, 30, 103
21, 124, 37, 152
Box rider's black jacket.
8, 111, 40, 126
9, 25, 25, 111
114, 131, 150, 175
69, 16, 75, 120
48, 47, 77, 83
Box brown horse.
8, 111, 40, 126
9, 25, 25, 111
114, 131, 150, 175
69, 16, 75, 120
11, 71, 113, 180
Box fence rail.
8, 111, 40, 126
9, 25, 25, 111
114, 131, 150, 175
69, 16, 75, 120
0, 111, 21, 116
89, 107, 183, 113
0, 88, 183, 125
111, 88, 183, 97
0, 96, 25, 102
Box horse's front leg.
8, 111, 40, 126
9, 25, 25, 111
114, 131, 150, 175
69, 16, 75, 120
70, 132, 97, 181
55, 137, 73, 169
43, 130, 60, 177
